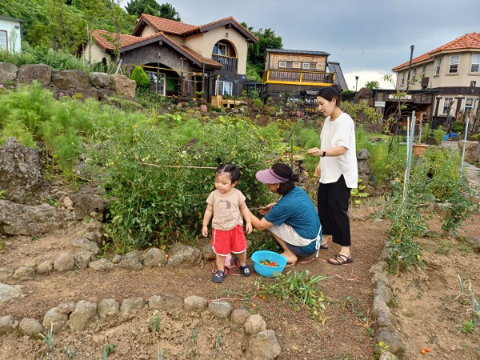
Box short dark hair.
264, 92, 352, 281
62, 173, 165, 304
271, 163, 299, 195
216, 163, 241, 182
317, 84, 342, 106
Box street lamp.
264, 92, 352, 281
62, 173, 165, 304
355, 76, 359, 92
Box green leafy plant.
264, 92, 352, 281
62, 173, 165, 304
65, 341, 76, 359
351, 179, 369, 207
461, 320, 476, 333
103, 344, 116, 359
148, 310, 161, 332
130, 65, 150, 90
215, 329, 222, 349
257, 269, 329, 319
39, 323, 55, 351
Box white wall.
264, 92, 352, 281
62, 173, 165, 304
0, 18, 22, 53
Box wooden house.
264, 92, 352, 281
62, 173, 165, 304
263, 49, 344, 101
83, 14, 257, 100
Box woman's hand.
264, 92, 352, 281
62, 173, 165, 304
315, 162, 321, 177
259, 202, 276, 216
307, 147, 323, 157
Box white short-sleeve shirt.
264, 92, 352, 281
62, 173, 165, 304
319, 112, 358, 188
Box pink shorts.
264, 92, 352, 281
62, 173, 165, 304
211, 225, 247, 256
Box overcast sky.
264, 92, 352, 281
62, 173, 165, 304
124, 0, 480, 89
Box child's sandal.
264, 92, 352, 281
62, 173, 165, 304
211, 270, 225, 283
234, 257, 251, 277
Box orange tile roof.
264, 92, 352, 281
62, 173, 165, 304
393, 32, 480, 71
92, 30, 221, 68
141, 14, 197, 35
138, 14, 257, 41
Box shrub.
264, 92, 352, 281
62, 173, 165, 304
130, 66, 150, 90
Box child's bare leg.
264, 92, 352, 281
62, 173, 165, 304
236, 251, 247, 267
216, 255, 226, 272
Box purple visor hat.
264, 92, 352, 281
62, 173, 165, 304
255, 168, 290, 184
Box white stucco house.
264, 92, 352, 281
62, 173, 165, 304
0, 15, 22, 54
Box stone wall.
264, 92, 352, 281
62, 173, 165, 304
0, 62, 136, 100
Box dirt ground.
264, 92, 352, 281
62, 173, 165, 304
1, 200, 479, 359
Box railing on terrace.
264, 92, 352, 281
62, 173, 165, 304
264, 69, 335, 85
211, 54, 238, 73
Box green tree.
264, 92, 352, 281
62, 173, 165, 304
78, 0, 107, 63
242, 22, 283, 79
365, 80, 380, 89
126, 0, 180, 21
130, 65, 150, 90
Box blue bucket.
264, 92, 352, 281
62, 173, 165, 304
251, 250, 287, 278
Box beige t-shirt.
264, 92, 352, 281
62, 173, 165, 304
206, 188, 246, 231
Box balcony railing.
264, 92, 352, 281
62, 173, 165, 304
264, 69, 335, 85
212, 54, 238, 73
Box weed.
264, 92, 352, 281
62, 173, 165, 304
39, 323, 55, 351
0, 241, 6, 251
64, 341, 75, 359
46, 197, 59, 207
433, 240, 455, 255
102, 344, 115, 359
0, 190, 6, 199
191, 328, 199, 344
257, 269, 329, 319
148, 310, 161, 332
461, 320, 476, 334
375, 341, 390, 355
215, 329, 222, 349
157, 349, 165, 360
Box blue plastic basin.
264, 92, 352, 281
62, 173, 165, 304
251, 250, 287, 277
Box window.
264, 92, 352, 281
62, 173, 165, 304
465, 98, 475, 113
302, 63, 310, 69
216, 80, 233, 96
422, 65, 427, 74
434, 58, 441, 75
213, 43, 227, 56
471, 54, 480, 73
443, 97, 454, 114
413, 68, 417, 79
449, 55, 459, 73
0, 31, 7, 51
316, 63, 324, 70
278, 61, 287, 68
401, 72, 405, 85
292, 62, 301, 68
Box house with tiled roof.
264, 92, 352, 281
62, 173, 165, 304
390, 32, 480, 124
83, 14, 257, 98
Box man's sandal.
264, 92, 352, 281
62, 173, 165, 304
327, 254, 353, 265
212, 270, 225, 283
234, 257, 251, 277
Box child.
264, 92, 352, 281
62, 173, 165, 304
202, 163, 252, 283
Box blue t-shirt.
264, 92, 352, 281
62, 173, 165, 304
265, 186, 321, 239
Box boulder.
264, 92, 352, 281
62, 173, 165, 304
73, 251, 93, 269
72, 237, 99, 255
0, 315, 15, 335
67, 300, 97, 331
89, 258, 114, 271
0, 137, 47, 204
54, 252, 75, 272
120, 297, 146, 315
184, 295, 207, 312
167, 243, 202, 267
208, 301, 232, 318
0, 282, 23, 304
19, 318, 43, 338
51, 70, 90, 90
354, 87, 373, 105
69, 186, 107, 221
13, 266, 35, 280
0, 62, 18, 84
142, 248, 167, 267
98, 299, 120, 319
0, 200, 66, 236
244, 314, 267, 336
17, 64, 52, 86
110, 74, 136, 97
89, 72, 111, 88
43, 307, 68, 333
148, 295, 165, 310
247, 330, 281, 360
118, 251, 143, 270
36, 260, 54, 275
231, 308, 251, 326
0, 268, 13, 282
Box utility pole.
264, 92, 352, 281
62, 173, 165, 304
406, 45, 415, 90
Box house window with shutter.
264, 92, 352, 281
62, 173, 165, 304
471, 54, 480, 73
302, 63, 310, 69
449, 55, 459, 73
0, 31, 7, 51
434, 58, 441, 75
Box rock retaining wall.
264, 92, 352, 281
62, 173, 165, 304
0, 62, 136, 100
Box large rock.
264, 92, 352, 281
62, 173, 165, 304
142, 248, 167, 267
167, 243, 202, 267
43, 307, 68, 333
0, 315, 15, 335
244, 314, 267, 336
67, 300, 97, 331
0, 62, 18, 84
0, 282, 23, 303
69, 186, 107, 221
118, 251, 143, 270
0, 137, 47, 204
89, 72, 111, 88
0, 200, 65, 236
17, 64, 52, 86
110, 74, 136, 97
19, 318, 44, 338
51, 70, 91, 90
247, 330, 282, 360
98, 299, 119, 319
120, 298, 145, 315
